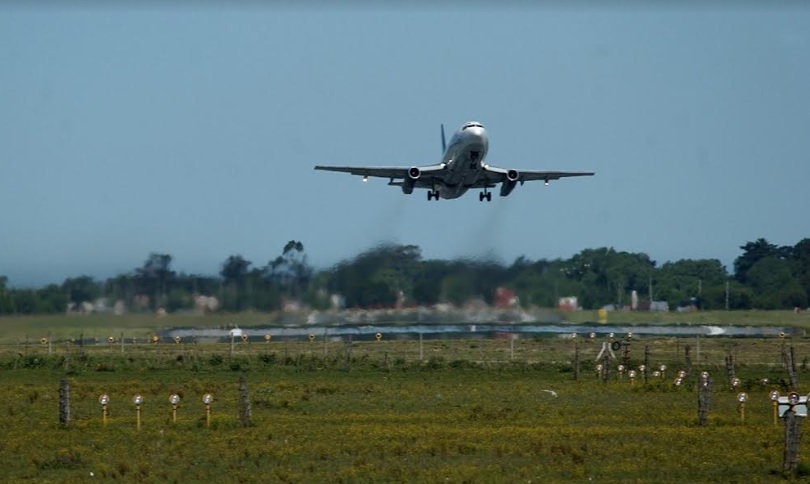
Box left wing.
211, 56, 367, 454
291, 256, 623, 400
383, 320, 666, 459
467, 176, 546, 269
480, 165, 595, 185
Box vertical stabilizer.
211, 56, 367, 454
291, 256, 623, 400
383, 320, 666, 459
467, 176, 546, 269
440, 124, 446, 154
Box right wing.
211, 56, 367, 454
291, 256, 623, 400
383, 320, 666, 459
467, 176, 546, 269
314, 164, 447, 182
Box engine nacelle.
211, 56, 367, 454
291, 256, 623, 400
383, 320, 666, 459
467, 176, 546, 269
401, 177, 415, 194
500, 179, 518, 197
408, 167, 421, 180
499, 169, 520, 196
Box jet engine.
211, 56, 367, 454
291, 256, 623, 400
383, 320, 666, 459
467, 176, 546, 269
402, 178, 416, 194
500, 169, 520, 197
401, 167, 420, 194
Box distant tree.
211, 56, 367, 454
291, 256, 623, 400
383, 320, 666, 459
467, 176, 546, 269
220, 255, 252, 311
61, 276, 99, 305
733, 238, 788, 284
439, 272, 475, 306
0, 276, 15, 314
747, 256, 807, 309
509, 258, 581, 308
656, 259, 728, 309
135, 253, 175, 310
566, 248, 655, 309
268, 241, 313, 302
411, 259, 452, 306
38, 284, 69, 313
328, 244, 422, 308
792, 238, 810, 302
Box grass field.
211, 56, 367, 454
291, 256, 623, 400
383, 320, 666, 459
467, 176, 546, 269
1, 336, 808, 482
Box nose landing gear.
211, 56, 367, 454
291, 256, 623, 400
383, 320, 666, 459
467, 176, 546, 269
479, 190, 492, 202
427, 190, 440, 201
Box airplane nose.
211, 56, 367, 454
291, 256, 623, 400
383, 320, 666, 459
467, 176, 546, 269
467, 126, 487, 142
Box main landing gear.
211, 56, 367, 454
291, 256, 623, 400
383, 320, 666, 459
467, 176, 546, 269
427, 190, 440, 201
479, 190, 492, 202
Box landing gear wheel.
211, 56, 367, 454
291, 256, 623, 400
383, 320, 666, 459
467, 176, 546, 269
479, 191, 492, 202
428, 190, 439, 201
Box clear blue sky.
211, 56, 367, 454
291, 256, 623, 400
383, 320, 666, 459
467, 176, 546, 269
2, 4, 809, 287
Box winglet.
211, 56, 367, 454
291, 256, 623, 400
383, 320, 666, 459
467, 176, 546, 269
440, 124, 446, 154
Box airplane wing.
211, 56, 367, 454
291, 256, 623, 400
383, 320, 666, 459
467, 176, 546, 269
480, 165, 594, 185
314, 164, 446, 180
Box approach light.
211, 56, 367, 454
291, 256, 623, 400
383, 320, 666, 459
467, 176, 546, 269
701, 371, 709, 379
789, 392, 800, 406
99, 394, 110, 424
678, 370, 686, 378
589, 332, 596, 339
627, 332, 633, 339
639, 365, 646, 373
731, 378, 741, 388
133, 394, 143, 406
617, 364, 625, 373
628, 370, 637, 379
674, 377, 683, 386
202, 394, 213, 428
169, 394, 180, 405
770, 390, 780, 401
653, 371, 661, 378
738, 392, 748, 403
660, 365, 667, 372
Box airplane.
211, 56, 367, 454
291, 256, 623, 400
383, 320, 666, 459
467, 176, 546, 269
314, 121, 594, 202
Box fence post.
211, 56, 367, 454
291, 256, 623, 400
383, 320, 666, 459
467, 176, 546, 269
59, 378, 70, 427
574, 344, 580, 381
725, 353, 736, 385
343, 336, 352, 372
601, 353, 610, 383
239, 377, 252, 426
698, 372, 712, 426
684, 344, 692, 377
783, 345, 799, 390
644, 345, 650, 383
784, 409, 801, 474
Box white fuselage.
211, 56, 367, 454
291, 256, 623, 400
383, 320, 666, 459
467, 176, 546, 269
435, 123, 489, 199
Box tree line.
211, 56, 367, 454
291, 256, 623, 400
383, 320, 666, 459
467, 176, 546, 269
0, 238, 808, 315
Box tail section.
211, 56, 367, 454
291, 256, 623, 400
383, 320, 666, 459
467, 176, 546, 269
440, 124, 446, 154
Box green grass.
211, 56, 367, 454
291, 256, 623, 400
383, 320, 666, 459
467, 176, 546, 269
0, 337, 808, 482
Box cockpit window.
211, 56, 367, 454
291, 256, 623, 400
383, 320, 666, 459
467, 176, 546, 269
462, 123, 483, 131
